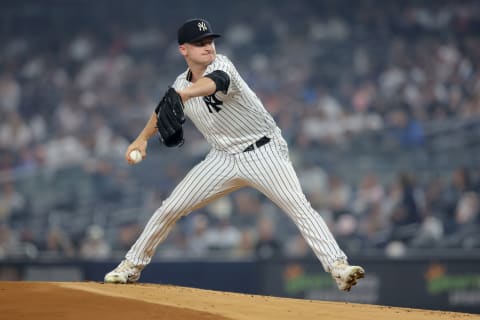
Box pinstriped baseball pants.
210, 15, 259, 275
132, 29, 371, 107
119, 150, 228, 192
126, 130, 347, 271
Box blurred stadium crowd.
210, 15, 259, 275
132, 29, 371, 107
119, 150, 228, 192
1, 0, 480, 262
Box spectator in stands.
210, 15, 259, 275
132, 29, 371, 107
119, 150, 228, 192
231, 190, 262, 228
439, 192, 480, 249
0, 182, 26, 222
352, 173, 385, 217
254, 215, 281, 260
186, 214, 210, 257
0, 223, 19, 259
233, 228, 255, 258
39, 226, 76, 258
326, 174, 352, 219
115, 221, 142, 252
443, 167, 474, 222
390, 173, 423, 226
204, 217, 242, 255
79, 225, 112, 260
284, 233, 314, 259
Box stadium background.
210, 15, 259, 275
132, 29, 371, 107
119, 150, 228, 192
1, 0, 480, 314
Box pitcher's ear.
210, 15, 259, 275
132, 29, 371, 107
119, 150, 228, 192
179, 45, 187, 56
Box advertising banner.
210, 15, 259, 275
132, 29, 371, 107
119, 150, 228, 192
257, 257, 480, 314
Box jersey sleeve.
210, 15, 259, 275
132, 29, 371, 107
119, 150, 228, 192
204, 55, 240, 95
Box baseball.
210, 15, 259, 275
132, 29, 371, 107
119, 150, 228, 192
129, 149, 142, 164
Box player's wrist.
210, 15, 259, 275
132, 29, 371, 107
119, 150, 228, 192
134, 136, 149, 146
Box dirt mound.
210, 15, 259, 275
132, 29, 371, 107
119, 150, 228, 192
0, 281, 478, 320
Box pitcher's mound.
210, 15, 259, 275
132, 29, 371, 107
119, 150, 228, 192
0, 281, 478, 320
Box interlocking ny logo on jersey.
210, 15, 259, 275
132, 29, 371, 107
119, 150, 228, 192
198, 22, 208, 31
203, 94, 222, 113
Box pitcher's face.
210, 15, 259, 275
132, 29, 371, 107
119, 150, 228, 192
179, 37, 216, 66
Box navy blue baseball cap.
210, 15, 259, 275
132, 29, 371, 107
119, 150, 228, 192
177, 18, 221, 44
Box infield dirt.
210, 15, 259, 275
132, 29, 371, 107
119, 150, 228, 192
0, 281, 478, 320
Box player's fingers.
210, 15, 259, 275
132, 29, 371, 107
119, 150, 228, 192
126, 140, 147, 162
136, 141, 148, 159
126, 153, 135, 164
125, 149, 133, 162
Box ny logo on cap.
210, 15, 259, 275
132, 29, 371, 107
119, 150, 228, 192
197, 21, 208, 32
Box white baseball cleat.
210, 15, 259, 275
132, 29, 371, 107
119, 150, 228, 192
104, 260, 143, 284
330, 260, 365, 292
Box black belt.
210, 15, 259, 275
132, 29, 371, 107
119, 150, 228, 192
243, 136, 271, 152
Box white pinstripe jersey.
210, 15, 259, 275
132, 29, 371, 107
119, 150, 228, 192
172, 54, 277, 154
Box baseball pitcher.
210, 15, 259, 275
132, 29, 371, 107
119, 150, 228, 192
104, 18, 364, 292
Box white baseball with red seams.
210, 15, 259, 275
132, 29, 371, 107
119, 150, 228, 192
129, 149, 142, 164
